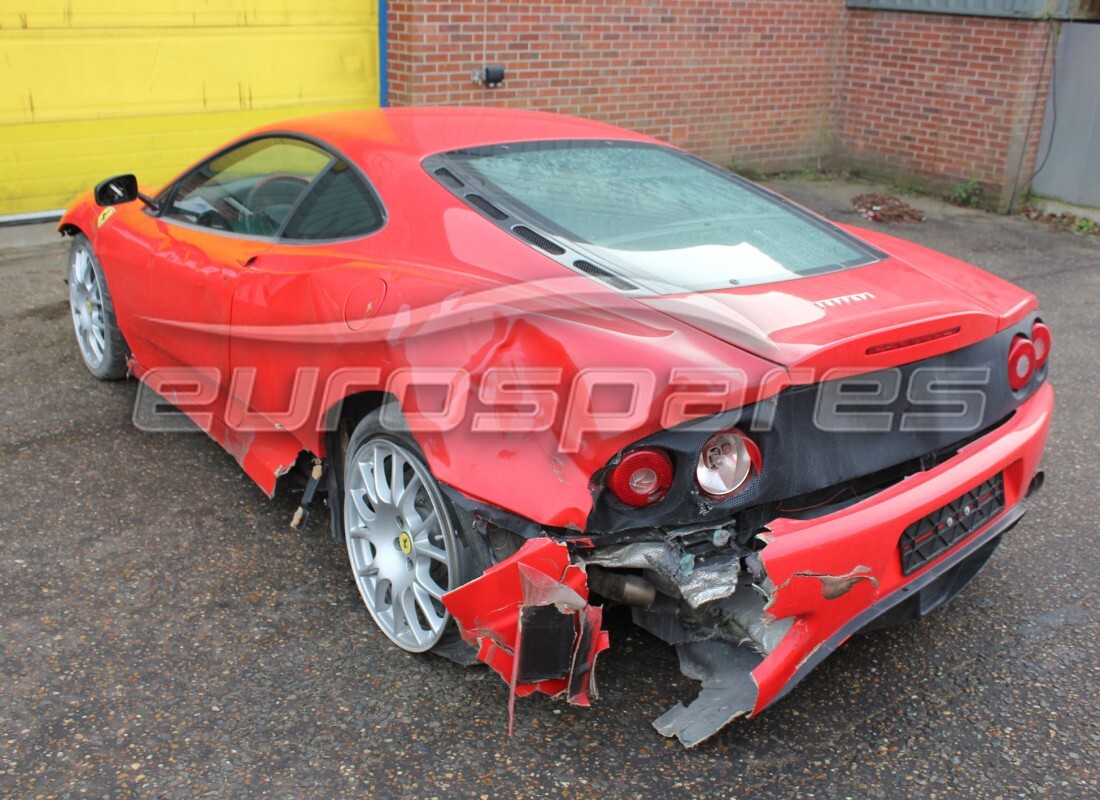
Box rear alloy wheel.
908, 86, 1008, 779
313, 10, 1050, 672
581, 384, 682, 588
344, 430, 464, 652
68, 234, 129, 380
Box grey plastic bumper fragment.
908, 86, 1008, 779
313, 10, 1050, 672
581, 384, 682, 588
652, 639, 762, 748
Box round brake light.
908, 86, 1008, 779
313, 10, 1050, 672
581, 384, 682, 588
608, 448, 673, 507
696, 430, 762, 497
1031, 321, 1051, 368
1007, 335, 1036, 391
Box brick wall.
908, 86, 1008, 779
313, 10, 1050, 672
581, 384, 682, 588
836, 10, 1054, 209
387, 2, 1054, 209
387, 1, 845, 169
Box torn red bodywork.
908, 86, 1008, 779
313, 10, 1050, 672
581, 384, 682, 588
442, 538, 609, 730
750, 382, 1051, 715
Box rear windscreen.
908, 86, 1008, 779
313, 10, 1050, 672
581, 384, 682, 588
434, 141, 880, 293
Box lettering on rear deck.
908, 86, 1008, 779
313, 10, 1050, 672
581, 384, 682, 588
814, 292, 875, 309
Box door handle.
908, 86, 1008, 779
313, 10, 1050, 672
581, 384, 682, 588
237, 253, 261, 267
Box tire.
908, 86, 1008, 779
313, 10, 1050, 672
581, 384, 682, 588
339, 406, 481, 654
67, 234, 130, 380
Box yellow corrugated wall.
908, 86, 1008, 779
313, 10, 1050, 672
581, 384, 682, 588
0, 1, 380, 215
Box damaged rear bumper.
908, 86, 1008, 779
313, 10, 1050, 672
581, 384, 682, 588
650, 502, 1024, 746
744, 384, 1050, 702
443, 382, 1053, 747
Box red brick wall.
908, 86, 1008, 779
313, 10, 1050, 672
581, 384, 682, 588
386, 1, 845, 169
387, 2, 1054, 208
836, 10, 1054, 209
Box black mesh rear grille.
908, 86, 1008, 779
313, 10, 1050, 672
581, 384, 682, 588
512, 225, 566, 255
573, 260, 640, 291
465, 194, 508, 220
899, 473, 1005, 575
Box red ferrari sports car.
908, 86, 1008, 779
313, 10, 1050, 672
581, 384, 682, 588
61, 107, 1052, 746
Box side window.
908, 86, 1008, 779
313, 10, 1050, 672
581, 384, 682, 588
280, 160, 385, 241
165, 137, 332, 238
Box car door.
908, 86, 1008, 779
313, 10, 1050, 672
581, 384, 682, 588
226, 156, 389, 446
132, 136, 333, 385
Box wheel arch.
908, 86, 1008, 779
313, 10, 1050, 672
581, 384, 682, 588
321, 388, 398, 540
321, 388, 397, 461
57, 189, 102, 245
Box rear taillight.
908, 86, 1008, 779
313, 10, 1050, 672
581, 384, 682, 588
608, 448, 674, 507
1031, 321, 1051, 368
695, 429, 762, 497
1008, 335, 1036, 391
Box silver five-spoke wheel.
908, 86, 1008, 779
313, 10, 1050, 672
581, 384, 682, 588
69, 243, 107, 370
66, 235, 129, 380
345, 437, 462, 652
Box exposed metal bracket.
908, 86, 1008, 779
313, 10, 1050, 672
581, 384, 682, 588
290, 459, 325, 531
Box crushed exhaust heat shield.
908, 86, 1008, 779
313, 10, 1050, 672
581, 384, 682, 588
442, 538, 610, 733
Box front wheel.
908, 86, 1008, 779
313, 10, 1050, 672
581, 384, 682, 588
342, 411, 475, 653
67, 234, 129, 380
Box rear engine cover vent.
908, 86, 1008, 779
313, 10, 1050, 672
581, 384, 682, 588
573, 260, 640, 291
465, 194, 508, 220
512, 225, 566, 255
434, 167, 464, 188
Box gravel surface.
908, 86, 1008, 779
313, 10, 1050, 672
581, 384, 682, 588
1, 181, 1097, 799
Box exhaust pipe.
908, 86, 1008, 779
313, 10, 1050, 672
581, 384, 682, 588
586, 566, 657, 609
1026, 470, 1045, 498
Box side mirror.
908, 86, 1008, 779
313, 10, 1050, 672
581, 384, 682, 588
94, 174, 139, 206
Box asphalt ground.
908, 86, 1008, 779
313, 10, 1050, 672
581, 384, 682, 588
1, 180, 1097, 799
